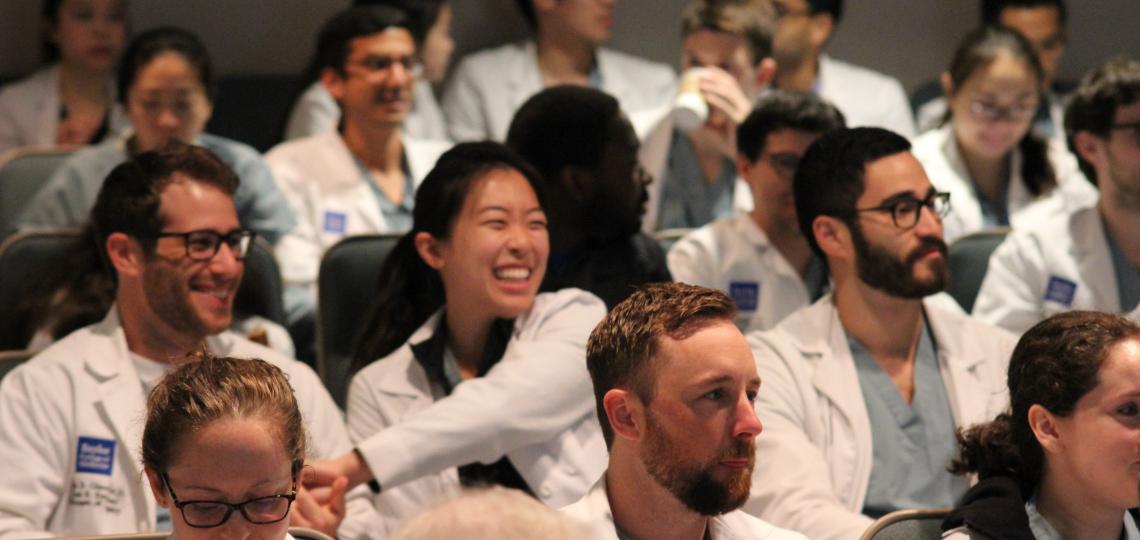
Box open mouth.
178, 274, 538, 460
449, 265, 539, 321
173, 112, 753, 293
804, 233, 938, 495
494, 267, 532, 282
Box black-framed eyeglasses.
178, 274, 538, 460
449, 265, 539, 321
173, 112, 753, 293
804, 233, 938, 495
152, 229, 255, 261
969, 99, 1038, 123
855, 191, 951, 229
161, 472, 296, 528
1111, 120, 1140, 145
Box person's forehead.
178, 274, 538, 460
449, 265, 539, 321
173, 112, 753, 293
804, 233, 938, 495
651, 321, 757, 386
999, 5, 1062, 35
858, 151, 932, 201
1114, 100, 1140, 123
348, 28, 416, 57
156, 175, 237, 225
765, 128, 824, 151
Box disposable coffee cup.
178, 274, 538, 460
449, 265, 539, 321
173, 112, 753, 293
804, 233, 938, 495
672, 67, 709, 133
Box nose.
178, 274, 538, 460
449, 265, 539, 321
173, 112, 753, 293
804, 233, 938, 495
157, 108, 181, 131
505, 223, 533, 254
215, 512, 254, 540
913, 201, 944, 238
209, 241, 245, 279
733, 394, 763, 439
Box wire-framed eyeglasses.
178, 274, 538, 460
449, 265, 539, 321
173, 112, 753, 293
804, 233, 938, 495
854, 191, 951, 229
151, 229, 255, 261
160, 472, 296, 528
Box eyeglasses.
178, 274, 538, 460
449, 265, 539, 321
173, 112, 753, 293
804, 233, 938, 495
347, 54, 421, 79
152, 229, 255, 261
1111, 120, 1140, 146
161, 472, 296, 528
969, 99, 1039, 123
855, 191, 951, 229
761, 152, 802, 178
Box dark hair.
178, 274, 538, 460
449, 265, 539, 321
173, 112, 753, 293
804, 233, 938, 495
353, 0, 445, 45
586, 282, 736, 446
807, 0, 843, 24
1064, 57, 1140, 183
142, 354, 306, 479
681, 0, 776, 65
117, 27, 214, 105
945, 25, 1056, 197
980, 0, 1067, 26
312, 5, 414, 78
90, 141, 239, 263
951, 311, 1140, 498
793, 127, 911, 259
515, 0, 536, 30
736, 90, 845, 161
350, 142, 546, 372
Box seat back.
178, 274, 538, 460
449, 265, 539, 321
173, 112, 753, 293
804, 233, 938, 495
205, 75, 305, 152
947, 228, 1010, 312
0, 349, 34, 382
289, 527, 335, 540
235, 235, 286, 326
0, 146, 75, 235
859, 508, 951, 540
317, 234, 402, 408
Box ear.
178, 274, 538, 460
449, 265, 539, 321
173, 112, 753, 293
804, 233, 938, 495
812, 215, 851, 261
145, 467, 171, 509
106, 232, 144, 278
808, 14, 835, 50
603, 388, 644, 442
559, 166, 596, 204
737, 155, 757, 187
752, 57, 778, 92
939, 71, 954, 98
1028, 403, 1063, 455
1072, 131, 1106, 171
320, 67, 347, 102
413, 231, 446, 271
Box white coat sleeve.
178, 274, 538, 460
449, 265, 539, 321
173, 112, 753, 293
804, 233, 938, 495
970, 233, 1046, 335
228, 153, 297, 246
441, 59, 491, 143
283, 360, 385, 540
744, 334, 874, 540
666, 232, 719, 288
0, 364, 73, 538
353, 292, 606, 491
283, 85, 340, 141
17, 158, 91, 228
268, 156, 323, 298
880, 79, 917, 139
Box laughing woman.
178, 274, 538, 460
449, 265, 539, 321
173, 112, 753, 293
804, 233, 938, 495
318, 142, 607, 533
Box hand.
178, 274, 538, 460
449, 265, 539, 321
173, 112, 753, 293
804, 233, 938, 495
289, 473, 347, 538
698, 66, 754, 127
304, 451, 372, 491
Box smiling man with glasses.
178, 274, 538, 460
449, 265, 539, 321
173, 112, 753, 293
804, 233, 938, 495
668, 90, 844, 332
0, 143, 382, 539
741, 127, 1016, 540
974, 57, 1140, 334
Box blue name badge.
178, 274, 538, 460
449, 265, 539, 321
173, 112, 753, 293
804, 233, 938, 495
729, 281, 759, 311
76, 436, 115, 476
323, 211, 347, 235
1044, 276, 1077, 306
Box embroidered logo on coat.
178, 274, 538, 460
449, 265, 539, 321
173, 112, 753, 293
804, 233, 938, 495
323, 211, 347, 234
1044, 276, 1078, 306
729, 281, 759, 311
76, 436, 115, 475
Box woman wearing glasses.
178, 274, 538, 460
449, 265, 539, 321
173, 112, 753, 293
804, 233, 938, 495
911, 25, 1097, 243
143, 354, 304, 539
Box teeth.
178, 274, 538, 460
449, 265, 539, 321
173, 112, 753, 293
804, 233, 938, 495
495, 268, 530, 281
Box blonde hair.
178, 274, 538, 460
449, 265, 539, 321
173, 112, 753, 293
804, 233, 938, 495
141, 354, 306, 477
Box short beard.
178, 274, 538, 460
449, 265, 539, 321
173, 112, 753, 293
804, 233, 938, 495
640, 410, 754, 516
849, 222, 949, 298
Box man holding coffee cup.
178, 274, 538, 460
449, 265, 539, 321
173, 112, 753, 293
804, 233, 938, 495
639, 0, 778, 232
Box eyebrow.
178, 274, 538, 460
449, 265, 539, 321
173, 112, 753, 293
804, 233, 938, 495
877, 186, 936, 205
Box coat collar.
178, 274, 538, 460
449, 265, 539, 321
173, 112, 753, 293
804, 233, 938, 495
370, 311, 444, 398
1068, 205, 1118, 309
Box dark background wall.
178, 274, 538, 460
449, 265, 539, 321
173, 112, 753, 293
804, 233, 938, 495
1, 0, 1136, 94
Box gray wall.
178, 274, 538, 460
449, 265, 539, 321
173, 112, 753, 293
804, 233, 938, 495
2, 1, 1137, 94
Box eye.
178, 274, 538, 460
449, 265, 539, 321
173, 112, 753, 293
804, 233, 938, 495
703, 389, 726, 401
1117, 402, 1139, 416
528, 218, 548, 230
482, 219, 507, 230
746, 389, 759, 403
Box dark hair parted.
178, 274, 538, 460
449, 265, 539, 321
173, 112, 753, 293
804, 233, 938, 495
117, 27, 214, 105
314, 5, 414, 77
681, 0, 777, 66
142, 354, 306, 478
352, 0, 445, 45
736, 90, 845, 161
586, 282, 737, 447
951, 311, 1140, 498
90, 141, 239, 262
980, 0, 1067, 26
807, 0, 842, 24
1064, 57, 1140, 183
793, 127, 911, 259
350, 142, 546, 372
945, 25, 1056, 197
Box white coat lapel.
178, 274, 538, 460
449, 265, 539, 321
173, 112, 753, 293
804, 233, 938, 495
924, 302, 988, 427
939, 128, 984, 235
1070, 209, 1120, 311
511, 42, 545, 119
324, 132, 388, 233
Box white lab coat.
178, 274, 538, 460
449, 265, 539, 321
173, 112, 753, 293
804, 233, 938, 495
911, 125, 1098, 243
267, 131, 450, 293
668, 213, 816, 332
348, 289, 608, 520
817, 55, 916, 139
637, 113, 753, 232
0, 65, 130, 156
441, 40, 676, 142
561, 474, 808, 540
0, 308, 381, 539
283, 80, 450, 142
972, 204, 1124, 335
744, 295, 1016, 540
